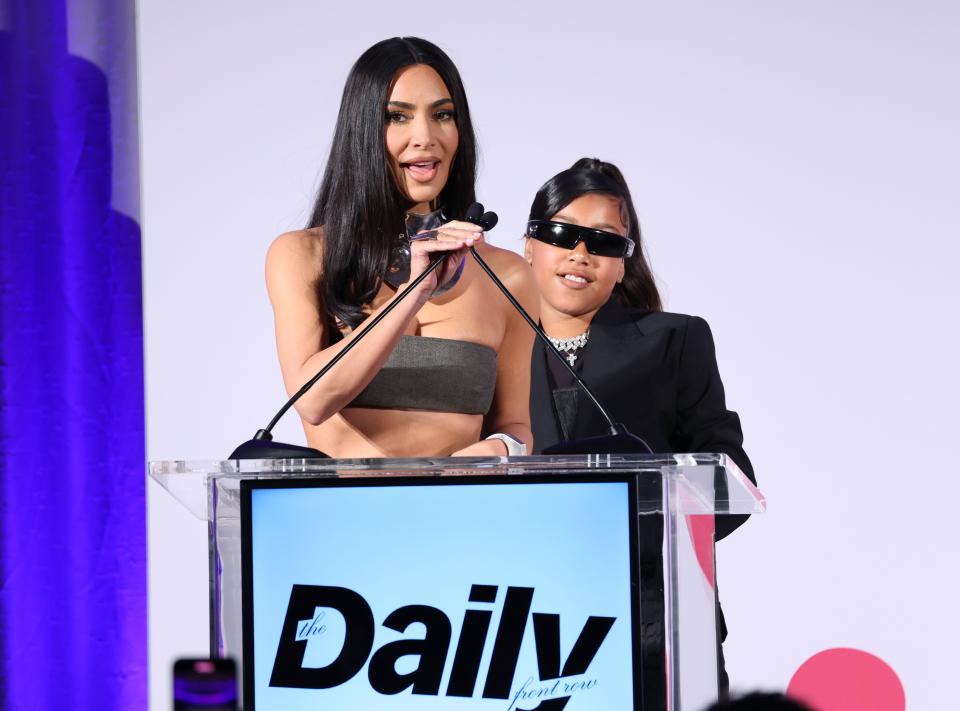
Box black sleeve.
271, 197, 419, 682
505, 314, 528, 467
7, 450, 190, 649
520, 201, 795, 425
671, 316, 756, 541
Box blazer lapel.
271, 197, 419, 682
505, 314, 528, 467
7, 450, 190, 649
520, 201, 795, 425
573, 300, 643, 440
530, 338, 562, 453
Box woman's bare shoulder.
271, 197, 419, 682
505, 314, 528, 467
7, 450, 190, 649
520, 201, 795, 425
268, 227, 323, 262
267, 228, 323, 280
265, 229, 325, 311
474, 242, 535, 291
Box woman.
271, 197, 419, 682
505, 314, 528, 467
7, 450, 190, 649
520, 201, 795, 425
266, 38, 537, 457
524, 157, 756, 695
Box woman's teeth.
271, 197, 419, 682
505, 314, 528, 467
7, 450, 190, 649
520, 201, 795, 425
563, 274, 588, 284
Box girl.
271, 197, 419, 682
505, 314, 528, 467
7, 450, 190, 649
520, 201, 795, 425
524, 157, 756, 536
524, 157, 756, 695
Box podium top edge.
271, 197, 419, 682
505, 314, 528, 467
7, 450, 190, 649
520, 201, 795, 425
147, 454, 765, 520
148, 453, 735, 476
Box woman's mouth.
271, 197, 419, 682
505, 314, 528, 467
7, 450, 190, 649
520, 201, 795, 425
403, 161, 440, 182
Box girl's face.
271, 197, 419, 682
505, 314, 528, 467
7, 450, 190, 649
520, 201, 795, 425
385, 64, 459, 212
524, 193, 627, 330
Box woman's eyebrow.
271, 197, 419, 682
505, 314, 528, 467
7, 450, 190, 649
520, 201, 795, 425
386, 98, 454, 109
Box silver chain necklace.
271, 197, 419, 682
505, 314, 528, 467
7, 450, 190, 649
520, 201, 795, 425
547, 329, 590, 367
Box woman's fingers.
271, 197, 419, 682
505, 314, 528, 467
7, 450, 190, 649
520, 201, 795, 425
438, 220, 484, 238
409, 239, 462, 278
407, 236, 469, 291
415, 220, 484, 245
405, 220, 484, 292
411, 238, 468, 256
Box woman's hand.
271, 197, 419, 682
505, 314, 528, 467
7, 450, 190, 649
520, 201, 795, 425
407, 220, 484, 296
450, 437, 509, 457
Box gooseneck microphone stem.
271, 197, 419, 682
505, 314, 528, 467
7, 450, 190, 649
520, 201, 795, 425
467, 246, 623, 437
256, 253, 448, 440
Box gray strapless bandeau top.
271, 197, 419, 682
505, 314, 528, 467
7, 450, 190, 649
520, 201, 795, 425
347, 335, 497, 414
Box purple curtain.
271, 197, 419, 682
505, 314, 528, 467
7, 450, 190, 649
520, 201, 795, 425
0, 1, 146, 708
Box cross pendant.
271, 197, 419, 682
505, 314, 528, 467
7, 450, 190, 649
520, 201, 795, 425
566, 353, 577, 367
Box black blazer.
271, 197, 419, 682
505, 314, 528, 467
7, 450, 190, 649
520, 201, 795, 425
530, 300, 756, 540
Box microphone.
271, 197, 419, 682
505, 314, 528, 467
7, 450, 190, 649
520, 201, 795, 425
465, 202, 498, 231
463, 202, 652, 455
228, 251, 450, 460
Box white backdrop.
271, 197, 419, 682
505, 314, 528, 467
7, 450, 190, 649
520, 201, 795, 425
138, 1, 960, 708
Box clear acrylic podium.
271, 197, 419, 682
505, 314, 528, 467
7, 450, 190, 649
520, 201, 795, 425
150, 454, 764, 711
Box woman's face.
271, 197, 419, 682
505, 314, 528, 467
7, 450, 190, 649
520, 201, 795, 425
385, 64, 459, 212
524, 193, 627, 328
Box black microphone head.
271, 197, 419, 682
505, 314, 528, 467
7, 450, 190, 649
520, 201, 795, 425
465, 202, 484, 223
479, 211, 499, 231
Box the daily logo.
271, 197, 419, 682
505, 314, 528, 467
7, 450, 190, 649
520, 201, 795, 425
268, 583, 616, 709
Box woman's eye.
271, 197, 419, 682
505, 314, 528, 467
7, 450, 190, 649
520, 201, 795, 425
387, 112, 408, 124
435, 109, 456, 122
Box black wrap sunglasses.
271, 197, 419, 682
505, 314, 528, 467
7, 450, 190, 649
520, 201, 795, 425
526, 220, 635, 258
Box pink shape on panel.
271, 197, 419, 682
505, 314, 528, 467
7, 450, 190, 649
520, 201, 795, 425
684, 514, 716, 588
787, 647, 905, 711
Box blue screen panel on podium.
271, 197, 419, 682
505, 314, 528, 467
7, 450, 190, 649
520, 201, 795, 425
240, 475, 642, 710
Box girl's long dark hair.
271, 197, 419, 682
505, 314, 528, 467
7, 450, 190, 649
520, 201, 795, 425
308, 37, 478, 330
528, 158, 662, 312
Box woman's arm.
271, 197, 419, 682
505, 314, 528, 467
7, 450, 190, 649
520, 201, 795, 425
266, 225, 482, 426
452, 248, 539, 456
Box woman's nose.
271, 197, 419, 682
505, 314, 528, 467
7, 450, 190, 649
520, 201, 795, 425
409, 115, 436, 148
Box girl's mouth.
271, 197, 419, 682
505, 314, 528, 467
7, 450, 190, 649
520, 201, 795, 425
559, 272, 591, 289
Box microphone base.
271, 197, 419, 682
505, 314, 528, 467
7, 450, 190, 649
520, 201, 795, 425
542, 431, 653, 456
229, 439, 328, 460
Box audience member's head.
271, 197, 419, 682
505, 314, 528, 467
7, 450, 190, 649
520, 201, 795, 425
705, 691, 814, 711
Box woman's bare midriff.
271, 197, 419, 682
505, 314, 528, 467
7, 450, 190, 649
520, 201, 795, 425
303, 408, 483, 457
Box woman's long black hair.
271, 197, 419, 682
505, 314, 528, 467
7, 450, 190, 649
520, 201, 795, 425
308, 37, 478, 330
528, 158, 662, 312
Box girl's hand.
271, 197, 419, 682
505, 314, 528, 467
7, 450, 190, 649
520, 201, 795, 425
407, 221, 484, 295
